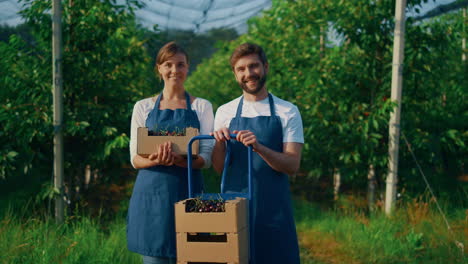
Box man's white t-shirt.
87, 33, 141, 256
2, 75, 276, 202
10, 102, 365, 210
214, 93, 304, 144
129, 97, 214, 168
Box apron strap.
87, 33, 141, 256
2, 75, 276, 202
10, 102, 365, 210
184, 91, 191, 109
235, 96, 244, 118
235, 93, 276, 118
267, 93, 276, 117
184, 91, 192, 127
154, 93, 163, 108
148, 93, 163, 127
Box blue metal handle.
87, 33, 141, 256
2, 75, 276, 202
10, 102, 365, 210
187, 134, 255, 263
187, 134, 253, 201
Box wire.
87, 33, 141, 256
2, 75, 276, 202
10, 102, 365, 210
401, 132, 464, 257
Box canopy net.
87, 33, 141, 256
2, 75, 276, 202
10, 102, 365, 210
0, 0, 273, 33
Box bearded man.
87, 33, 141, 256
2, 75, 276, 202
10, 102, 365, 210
211, 43, 303, 264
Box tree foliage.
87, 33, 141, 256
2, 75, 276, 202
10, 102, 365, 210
186, 0, 467, 194
0, 0, 156, 185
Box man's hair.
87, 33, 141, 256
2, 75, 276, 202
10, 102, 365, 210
230, 43, 268, 70
155, 41, 189, 77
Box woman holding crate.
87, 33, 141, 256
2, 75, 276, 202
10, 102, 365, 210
127, 41, 214, 264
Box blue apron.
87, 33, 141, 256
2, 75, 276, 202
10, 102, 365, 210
226, 94, 300, 264
127, 92, 202, 257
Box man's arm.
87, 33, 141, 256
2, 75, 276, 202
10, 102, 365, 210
255, 142, 302, 176
235, 130, 302, 176
210, 127, 231, 174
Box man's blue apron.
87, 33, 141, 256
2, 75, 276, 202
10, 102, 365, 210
127, 92, 202, 257
226, 93, 300, 264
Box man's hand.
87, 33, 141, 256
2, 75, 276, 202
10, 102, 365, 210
233, 130, 260, 151
210, 127, 232, 142
210, 127, 232, 174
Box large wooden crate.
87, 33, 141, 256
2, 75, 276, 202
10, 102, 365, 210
175, 198, 249, 264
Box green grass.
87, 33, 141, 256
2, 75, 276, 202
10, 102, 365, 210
1, 194, 466, 264
0, 212, 140, 264
294, 197, 468, 264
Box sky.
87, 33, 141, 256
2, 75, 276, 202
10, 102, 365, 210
0, 0, 459, 33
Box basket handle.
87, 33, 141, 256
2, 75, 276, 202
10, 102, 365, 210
187, 135, 253, 201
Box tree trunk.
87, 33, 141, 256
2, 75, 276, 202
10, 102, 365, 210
84, 164, 91, 190
320, 26, 326, 58
367, 164, 377, 211
333, 168, 341, 201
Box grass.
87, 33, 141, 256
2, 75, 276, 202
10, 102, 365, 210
0, 194, 466, 264
295, 196, 468, 264
0, 212, 141, 264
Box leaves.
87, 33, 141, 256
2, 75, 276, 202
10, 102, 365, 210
187, 0, 466, 188
1, 0, 157, 180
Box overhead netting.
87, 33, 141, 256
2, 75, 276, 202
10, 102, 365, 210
0, 0, 272, 33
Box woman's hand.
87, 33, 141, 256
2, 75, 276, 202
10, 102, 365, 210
148, 142, 174, 166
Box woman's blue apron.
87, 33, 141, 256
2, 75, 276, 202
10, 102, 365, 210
127, 92, 202, 257
226, 94, 300, 264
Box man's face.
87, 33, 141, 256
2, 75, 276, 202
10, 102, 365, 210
233, 54, 268, 95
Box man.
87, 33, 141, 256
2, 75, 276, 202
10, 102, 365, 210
211, 43, 303, 264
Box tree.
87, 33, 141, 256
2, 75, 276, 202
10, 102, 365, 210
0, 0, 158, 207
186, 0, 467, 204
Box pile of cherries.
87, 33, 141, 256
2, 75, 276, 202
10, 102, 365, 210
185, 198, 225, 213
148, 130, 185, 136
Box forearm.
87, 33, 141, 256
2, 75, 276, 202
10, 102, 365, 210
211, 141, 226, 174
133, 155, 158, 169
173, 155, 205, 169
254, 143, 301, 176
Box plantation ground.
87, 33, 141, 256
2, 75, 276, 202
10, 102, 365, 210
1, 197, 466, 264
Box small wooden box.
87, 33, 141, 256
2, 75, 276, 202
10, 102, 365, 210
137, 127, 199, 157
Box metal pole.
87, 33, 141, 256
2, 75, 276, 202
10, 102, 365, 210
385, 0, 406, 215
53, 0, 64, 224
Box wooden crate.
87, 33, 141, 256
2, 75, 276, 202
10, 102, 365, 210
175, 198, 249, 264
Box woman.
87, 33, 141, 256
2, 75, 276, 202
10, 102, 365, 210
127, 42, 214, 264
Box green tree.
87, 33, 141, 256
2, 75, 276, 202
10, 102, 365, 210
0, 0, 158, 205
187, 0, 467, 201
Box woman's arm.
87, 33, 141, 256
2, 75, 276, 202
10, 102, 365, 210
129, 100, 146, 169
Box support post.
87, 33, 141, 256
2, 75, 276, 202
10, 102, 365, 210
386, 0, 406, 215
53, 0, 64, 223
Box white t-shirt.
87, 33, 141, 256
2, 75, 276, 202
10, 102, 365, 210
214, 93, 304, 144
129, 97, 214, 168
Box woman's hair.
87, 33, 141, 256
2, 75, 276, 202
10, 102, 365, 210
155, 41, 189, 77
230, 43, 268, 70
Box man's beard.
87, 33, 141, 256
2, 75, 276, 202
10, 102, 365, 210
238, 74, 267, 95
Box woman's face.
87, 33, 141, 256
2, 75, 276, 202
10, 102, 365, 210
157, 53, 189, 87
